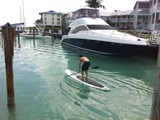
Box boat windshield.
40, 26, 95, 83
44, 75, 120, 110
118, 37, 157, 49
71, 25, 88, 34
87, 25, 113, 30
71, 9, 100, 20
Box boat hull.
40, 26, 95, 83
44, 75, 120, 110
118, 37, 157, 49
138, 45, 159, 58
61, 38, 147, 57
21, 34, 51, 39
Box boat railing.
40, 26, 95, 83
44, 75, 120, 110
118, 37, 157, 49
78, 30, 133, 40
73, 29, 150, 42
148, 30, 160, 46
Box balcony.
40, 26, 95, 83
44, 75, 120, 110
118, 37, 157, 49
155, 23, 160, 30
118, 18, 128, 22
157, 3, 160, 11
128, 18, 134, 22
148, 23, 160, 31
109, 18, 118, 22
137, 8, 150, 15
150, 3, 160, 13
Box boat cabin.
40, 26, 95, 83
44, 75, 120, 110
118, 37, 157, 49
70, 8, 100, 20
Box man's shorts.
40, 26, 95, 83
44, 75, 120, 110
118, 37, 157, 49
82, 61, 91, 71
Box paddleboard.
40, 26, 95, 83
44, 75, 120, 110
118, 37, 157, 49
65, 69, 110, 91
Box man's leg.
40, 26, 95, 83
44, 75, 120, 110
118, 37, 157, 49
85, 70, 88, 81
81, 70, 84, 80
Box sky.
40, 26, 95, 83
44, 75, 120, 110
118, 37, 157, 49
0, 0, 139, 26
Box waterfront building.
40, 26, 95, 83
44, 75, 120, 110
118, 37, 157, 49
99, 11, 112, 23
54, 0, 160, 33
149, 0, 160, 31
101, 0, 160, 32
36, 10, 63, 35
133, 0, 150, 31
104, 1, 150, 31
108, 10, 134, 30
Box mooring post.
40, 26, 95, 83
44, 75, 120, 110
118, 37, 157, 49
2, 23, 15, 107
32, 27, 36, 39
150, 45, 160, 120
17, 27, 20, 41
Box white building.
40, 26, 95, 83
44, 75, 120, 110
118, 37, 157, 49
62, 0, 160, 33
133, 0, 150, 31
149, 0, 160, 31
37, 10, 63, 34
102, 0, 160, 32
108, 10, 134, 30
99, 11, 112, 22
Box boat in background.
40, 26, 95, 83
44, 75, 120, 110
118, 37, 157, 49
21, 27, 52, 39
61, 8, 150, 57
21, 33, 52, 39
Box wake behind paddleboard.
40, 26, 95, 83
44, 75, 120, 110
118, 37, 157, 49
65, 69, 110, 91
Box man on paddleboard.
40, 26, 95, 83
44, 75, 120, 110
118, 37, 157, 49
79, 55, 91, 81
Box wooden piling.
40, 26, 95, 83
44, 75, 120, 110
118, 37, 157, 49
33, 27, 35, 39
17, 28, 20, 40
2, 23, 15, 107
150, 45, 160, 120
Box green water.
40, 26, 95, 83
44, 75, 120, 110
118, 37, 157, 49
0, 36, 157, 120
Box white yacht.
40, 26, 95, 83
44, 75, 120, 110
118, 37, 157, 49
21, 28, 51, 39
61, 8, 149, 56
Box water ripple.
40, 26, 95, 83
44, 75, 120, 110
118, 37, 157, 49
0, 37, 155, 120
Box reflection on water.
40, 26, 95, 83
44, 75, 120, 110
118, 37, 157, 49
8, 107, 17, 120
0, 36, 157, 120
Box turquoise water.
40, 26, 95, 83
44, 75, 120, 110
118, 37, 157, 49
0, 36, 157, 120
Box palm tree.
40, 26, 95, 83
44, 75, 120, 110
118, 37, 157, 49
85, 0, 105, 9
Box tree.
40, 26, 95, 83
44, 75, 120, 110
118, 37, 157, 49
85, 0, 105, 9
35, 19, 41, 24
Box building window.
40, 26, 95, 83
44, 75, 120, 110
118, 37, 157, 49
57, 18, 60, 21
52, 18, 54, 20
57, 22, 60, 25
57, 14, 60, 17
45, 21, 47, 24
52, 22, 54, 25
45, 17, 47, 20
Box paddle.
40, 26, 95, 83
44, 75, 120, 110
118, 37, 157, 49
66, 66, 99, 77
